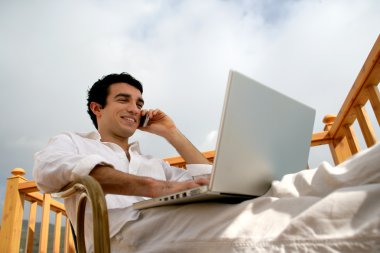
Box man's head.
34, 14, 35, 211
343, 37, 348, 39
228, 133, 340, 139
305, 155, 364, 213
87, 73, 143, 129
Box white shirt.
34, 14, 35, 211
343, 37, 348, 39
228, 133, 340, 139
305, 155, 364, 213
33, 131, 212, 241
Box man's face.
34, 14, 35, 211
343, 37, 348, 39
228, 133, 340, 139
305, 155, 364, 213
97, 82, 144, 139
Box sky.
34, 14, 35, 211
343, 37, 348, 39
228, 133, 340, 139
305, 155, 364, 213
0, 0, 379, 220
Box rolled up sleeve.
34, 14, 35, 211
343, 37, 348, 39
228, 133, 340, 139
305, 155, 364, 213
162, 162, 212, 182
186, 164, 212, 177
33, 133, 112, 193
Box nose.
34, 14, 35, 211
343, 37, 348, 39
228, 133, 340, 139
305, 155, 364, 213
127, 103, 141, 115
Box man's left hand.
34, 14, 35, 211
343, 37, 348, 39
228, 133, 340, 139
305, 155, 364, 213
139, 109, 177, 139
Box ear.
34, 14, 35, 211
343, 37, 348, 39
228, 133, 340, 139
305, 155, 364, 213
90, 102, 103, 117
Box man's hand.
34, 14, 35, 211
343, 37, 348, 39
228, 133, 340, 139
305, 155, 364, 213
90, 165, 209, 198
139, 109, 211, 165
139, 109, 177, 139
150, 177, 210, 198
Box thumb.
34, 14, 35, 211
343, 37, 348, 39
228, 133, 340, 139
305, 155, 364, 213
193, 177, 210, 186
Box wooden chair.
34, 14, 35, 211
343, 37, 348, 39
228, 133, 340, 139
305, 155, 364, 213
1, 34, 379, 252
52, 176, 110, 253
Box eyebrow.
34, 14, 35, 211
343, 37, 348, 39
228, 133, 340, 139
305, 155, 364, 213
114, 93, 145, 105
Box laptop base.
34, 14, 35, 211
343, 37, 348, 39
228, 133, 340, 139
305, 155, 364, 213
133, 186, 254, 210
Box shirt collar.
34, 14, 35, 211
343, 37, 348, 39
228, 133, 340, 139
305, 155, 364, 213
77, 131, 142, 154
76, 131, 101, 140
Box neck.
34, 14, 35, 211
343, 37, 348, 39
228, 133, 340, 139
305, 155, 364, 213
99, 131, 130, 153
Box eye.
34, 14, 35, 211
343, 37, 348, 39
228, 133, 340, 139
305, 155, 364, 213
117, 98, 128, 103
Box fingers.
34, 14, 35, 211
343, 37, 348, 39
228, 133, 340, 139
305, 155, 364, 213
156, 179, 209, 197
141, 109, 166, 121
170, 180, 204, 192
178, 178, 209, 190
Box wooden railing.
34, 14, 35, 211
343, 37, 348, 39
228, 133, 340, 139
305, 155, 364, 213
164, 150, 215, 168
310, 35, 380, 164
0, 168, 76, 253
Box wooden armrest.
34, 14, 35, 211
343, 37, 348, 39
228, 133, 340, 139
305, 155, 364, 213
52, 176, 110, 253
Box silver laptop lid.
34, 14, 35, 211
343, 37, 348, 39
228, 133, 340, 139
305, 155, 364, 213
209, 70, 315, 196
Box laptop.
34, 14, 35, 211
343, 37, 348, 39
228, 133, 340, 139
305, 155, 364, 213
133, 70, 316, 210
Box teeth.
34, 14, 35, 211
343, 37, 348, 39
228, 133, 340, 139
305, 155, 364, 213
121, 116, 135, 123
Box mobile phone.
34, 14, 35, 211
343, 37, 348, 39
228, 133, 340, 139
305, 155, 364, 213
139, 115, 150, 127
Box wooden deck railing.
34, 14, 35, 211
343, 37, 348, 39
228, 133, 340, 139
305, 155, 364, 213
310, 35, 380, 164
164, 150, 216, 168
0, 168, 76, 253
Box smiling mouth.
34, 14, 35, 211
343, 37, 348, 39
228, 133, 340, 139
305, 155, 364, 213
120, 116, 136, 124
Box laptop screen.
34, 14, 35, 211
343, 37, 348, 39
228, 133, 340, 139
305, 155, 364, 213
209, 70, 316, 196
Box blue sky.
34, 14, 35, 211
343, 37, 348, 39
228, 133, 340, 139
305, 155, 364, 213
1, 0, 379, 220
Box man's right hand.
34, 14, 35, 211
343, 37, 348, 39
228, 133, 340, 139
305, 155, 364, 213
150, 177, 210, 198
90, 165, 209, 198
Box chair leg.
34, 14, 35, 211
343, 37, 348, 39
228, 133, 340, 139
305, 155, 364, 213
70, 221, 79, 253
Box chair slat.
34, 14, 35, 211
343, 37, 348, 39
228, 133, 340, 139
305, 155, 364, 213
64, 218, 76, 253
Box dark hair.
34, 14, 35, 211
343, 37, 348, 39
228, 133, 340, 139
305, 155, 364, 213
87, 72, 143, 129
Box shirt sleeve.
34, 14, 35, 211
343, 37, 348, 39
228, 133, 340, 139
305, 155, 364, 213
161, 161, 212, 182
186, 164, 213, 177
33, 133, 112, 193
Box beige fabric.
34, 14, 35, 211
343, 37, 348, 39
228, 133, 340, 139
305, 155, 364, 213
109, 143, 380, 253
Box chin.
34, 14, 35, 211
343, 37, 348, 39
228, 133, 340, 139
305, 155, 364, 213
121, 127, 137, 136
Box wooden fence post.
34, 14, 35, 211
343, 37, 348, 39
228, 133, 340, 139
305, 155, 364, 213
355, 104, 378, 147
323, 115, 353, 165
0, 168, 27, 253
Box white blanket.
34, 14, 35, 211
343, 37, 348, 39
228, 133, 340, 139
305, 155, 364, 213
110, 143, 380, 253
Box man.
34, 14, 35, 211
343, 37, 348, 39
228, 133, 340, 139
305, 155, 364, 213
33, 72, 211, 251
34, 72, 380, 253
85, 72, 210, 196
